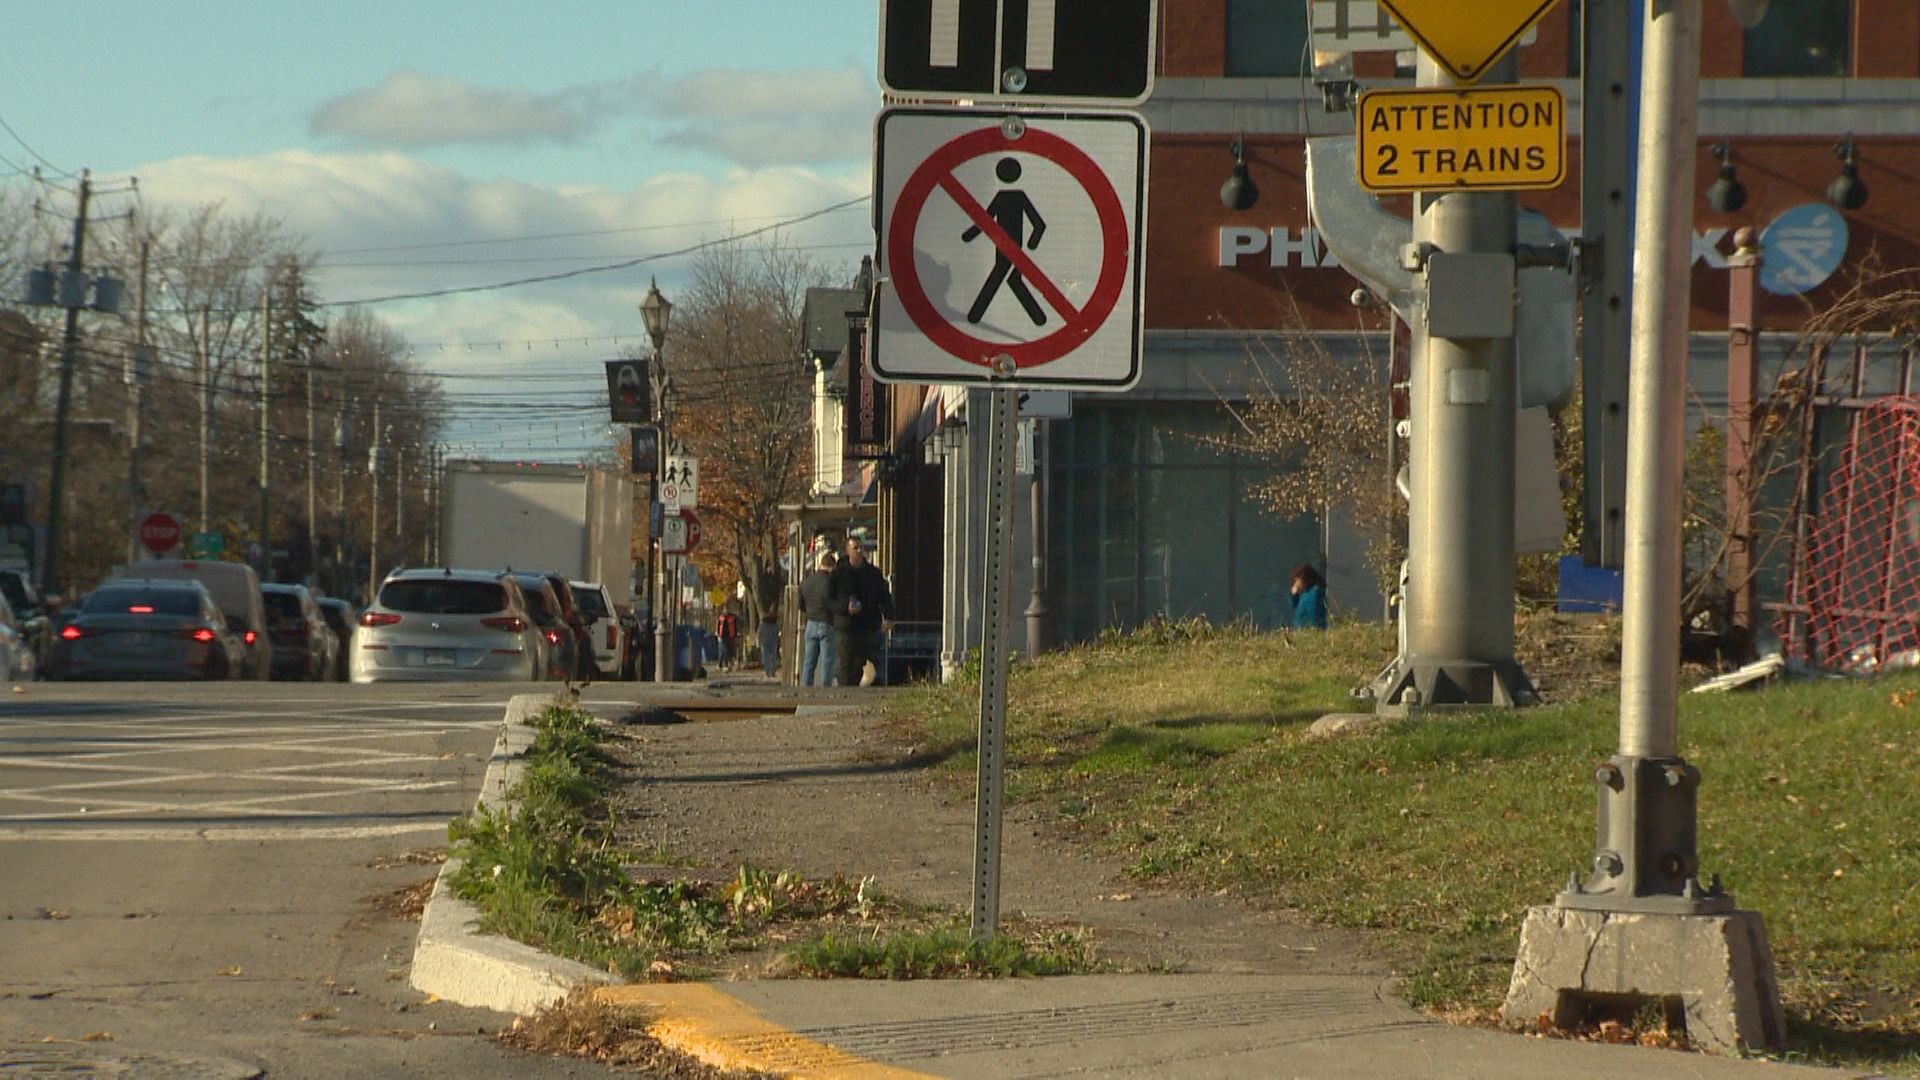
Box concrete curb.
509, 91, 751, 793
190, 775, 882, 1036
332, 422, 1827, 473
408, 693, 606, 1015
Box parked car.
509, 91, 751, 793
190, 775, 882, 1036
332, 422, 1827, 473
131, 560, 272, 679
43, 578, 237, 681
261, 584, 339, 681
570, 581, 626, 680
0, 568, 49, 672
0, 590, 35, 681
316, 598, 355, 682
539, 572, 596, 680
350, 568, 545, 683
508, 572, 575, 682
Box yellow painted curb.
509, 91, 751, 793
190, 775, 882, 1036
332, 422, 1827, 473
594, 983, 938, 1079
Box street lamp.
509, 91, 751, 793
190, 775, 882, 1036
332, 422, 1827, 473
1219, 138, 1259, 212
639, 279, 674, 682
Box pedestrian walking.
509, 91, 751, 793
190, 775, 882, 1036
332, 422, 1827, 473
748, 568, 779, 676
798, 550, 838, 686
1290, 562, 1328, 630
715, 608, 740, 671
829, 536, 894, 687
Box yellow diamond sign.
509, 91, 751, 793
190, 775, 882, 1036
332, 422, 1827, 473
1377, 0, 1562, 83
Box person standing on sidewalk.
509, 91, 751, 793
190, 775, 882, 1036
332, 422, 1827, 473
829, 536, 893, 687
798, 550, 838, 686
754, 568, 783, 679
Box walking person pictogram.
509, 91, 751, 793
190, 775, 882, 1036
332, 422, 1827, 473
962, 158, 1048, 326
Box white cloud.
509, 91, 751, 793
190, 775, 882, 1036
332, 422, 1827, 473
591, 67, 877, 167
132, 149, 872, 341
311, 71, 586, 147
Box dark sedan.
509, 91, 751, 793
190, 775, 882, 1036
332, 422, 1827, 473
45, 579, 237, 681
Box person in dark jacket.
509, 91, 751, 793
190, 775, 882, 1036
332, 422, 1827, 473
1290, 562, 1328, 630
828, 537, 894, 686
797, 550, 838, 686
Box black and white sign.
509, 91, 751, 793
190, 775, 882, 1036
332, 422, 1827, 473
880, 0, 1156, 106
660, 455, 698, 512
873, 107, 1147, 391
605, 360, 650, 423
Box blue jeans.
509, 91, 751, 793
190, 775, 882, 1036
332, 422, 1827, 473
801, 620, 836, 686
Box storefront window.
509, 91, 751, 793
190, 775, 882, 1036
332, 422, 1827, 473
1226, 0, 1310, 77
1048, 403, 1322, 641
1744, 0, 1849, 76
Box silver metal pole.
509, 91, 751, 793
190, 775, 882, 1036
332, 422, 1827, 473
1372, 51, 1532, 711
1619, 0, 1700, 760
971, 388, 1019, 940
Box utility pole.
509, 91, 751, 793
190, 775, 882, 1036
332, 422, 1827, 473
367, 400, 383, 601
198, 305, 213, 534
41, 172, 91, 596
125, 237, 151, 567
1503, 0, 1783, 1053
334, 411, 348, 596
1023, 418, 1055, 657
394, 444, 406, 560
306, 344, 318, 584
258, 286, 272, 574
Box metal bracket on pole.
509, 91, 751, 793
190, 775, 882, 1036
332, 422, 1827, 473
971, 387, 1019, 940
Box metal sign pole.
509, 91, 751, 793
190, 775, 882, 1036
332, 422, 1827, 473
971, 386, 1019, 940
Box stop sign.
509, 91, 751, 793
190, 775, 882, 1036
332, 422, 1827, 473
139, 512, 181, 556
681, 509, 701, 553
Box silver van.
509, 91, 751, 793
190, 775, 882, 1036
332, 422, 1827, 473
131, 560, 273, 679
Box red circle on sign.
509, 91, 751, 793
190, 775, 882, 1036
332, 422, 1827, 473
140, 512, 181, 555
888, 125, 1130, 370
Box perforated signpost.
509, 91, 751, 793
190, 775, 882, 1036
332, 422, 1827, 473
874, 7, 1153, 940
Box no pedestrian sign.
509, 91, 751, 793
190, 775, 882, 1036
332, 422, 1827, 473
872, 107, 1147, 391
1356, 85, 1565, 194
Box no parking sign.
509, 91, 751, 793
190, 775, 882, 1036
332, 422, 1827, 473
872, 107, 1147, 391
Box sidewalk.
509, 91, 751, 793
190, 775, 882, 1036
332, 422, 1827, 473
413, 687, 1859, 1079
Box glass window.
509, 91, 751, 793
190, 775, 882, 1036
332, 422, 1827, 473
572, 587, 610, 619
1227, 0, 1309, 77
1744, 0, 1848, 76
379, 579, 506, 615
1232, 471, 1325, 629
84, 586, 202, 616
1143, 468, 1233, 621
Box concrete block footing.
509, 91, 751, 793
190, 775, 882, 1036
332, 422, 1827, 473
1501, 905, 1786, 1056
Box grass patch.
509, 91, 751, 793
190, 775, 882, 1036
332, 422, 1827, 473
451, 697, 1104, 984
786, 924, 1097, 979
882, 619, 1920, 1074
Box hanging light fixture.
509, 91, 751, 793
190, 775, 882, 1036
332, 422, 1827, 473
1219, 138, 1259, 212
1706, 142, 1747, 213
1827, 137, 1868, 211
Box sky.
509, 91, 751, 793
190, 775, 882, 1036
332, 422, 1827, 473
2, 1, 882, 458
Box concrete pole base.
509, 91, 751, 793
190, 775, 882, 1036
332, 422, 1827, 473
1501, 905, 1786, 1056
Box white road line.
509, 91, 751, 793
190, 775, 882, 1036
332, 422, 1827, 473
0, 822, 448, 841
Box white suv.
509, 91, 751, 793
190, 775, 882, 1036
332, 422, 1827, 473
570, 582, 626, 679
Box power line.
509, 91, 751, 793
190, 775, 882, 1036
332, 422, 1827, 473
317, 194, 869, 308
0, 113, 76, 179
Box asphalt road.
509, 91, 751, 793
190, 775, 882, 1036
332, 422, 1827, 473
0, 680, 627, 1079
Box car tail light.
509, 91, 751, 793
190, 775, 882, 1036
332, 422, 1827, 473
184, 627, 217, 643
481, 616, 527, 633
544, 629, 562, 644
59, 625, 93, 641
359, 611, 402, 628
129, 605, 155, 614
244, 630, 257, 645
606, 624, 616, 648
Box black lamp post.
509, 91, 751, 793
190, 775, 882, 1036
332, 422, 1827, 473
1220, 138, 1259, 212
1706, 142, 1746, 213
639, 279, 674, 681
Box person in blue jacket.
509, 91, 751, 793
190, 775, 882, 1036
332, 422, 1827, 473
1289, 562, 1328, 630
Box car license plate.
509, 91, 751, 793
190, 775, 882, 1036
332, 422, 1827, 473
425, 649, 456, 666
